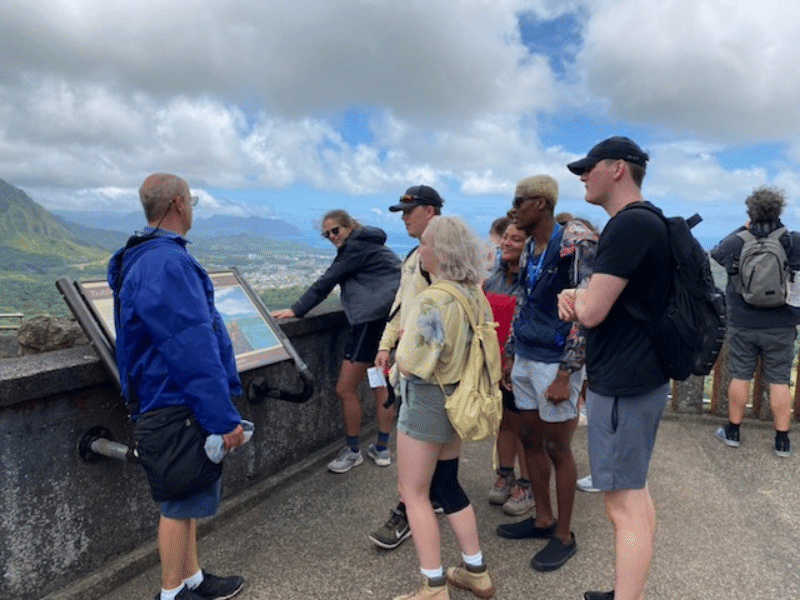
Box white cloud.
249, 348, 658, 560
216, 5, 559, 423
577, 0, 800, 141
0, 0, 797, 243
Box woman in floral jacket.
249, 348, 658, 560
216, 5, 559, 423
392, 216, 494, 600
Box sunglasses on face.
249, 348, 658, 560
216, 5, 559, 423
322, 226, 341, 239
512, 195, 544, 209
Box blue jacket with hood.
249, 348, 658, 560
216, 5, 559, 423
107, 228, 242, 434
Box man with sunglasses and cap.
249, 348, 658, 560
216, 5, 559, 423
558, 136, 670, 600
369, 184, 444, 551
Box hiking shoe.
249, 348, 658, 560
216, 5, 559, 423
393, 576, 449, 600
584, 592, 614, 600
502, 482, 534, 516
775, 436, 791, 458
446, 563, 494, 598
576, 474, 601, 493
715, 425, 740, 448
487, 472, 515, 505
367, 443, 391, 466
327, 446, 364, 473
531, 532, 577, 571
192, 571, 245, 600
369, 509, 411, 549
496, 517, 556, 539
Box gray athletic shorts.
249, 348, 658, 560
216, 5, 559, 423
510, 356, 582, 423
587, 384, 668, 491
726, 325, 797, 384
397, 378, 457, 444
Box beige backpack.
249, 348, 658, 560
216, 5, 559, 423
431, 280, 502, 441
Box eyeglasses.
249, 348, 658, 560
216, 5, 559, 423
512, 195, 545, 209
322, 226, 341, 239
179, 194, 199, 207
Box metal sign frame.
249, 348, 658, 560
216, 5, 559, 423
57, 267, 291, 385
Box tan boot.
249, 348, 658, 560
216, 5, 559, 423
392, 575, 450, 600
446, 563, 494, 598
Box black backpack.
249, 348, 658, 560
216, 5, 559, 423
622, 203, 727, 380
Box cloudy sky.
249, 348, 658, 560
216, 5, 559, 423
2, 0, 799, 247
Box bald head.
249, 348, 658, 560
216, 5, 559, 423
139, 173, 190, 223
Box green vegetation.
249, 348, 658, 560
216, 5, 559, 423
259, 286, 339, 311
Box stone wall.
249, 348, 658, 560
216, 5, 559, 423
0, 314, 88, 358
0, 303, 375, 600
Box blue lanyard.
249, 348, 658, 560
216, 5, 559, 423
525, 223, 560, 297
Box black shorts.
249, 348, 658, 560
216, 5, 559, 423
343, 319, 387, 363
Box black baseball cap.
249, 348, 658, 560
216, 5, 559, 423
388, 185, 444, 212
567, 136, 649, 175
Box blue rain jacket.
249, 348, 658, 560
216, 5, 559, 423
107, 229, 242, 434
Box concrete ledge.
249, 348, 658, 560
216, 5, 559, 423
0, 345, 111, 407
41, 431, 365, 600
0, 301, 384, 600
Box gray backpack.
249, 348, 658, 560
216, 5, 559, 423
735, 227, 789, 307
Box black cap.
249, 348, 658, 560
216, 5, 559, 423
388, 185, 444, 212
567, 136, 649, 175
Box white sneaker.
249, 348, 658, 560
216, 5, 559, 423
367, 443, 391, 466
327, 446, 364, 473
576, 474, 600, 492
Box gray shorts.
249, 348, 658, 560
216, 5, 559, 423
727, 325, 797, 384
160, 478, 221, 519
510, 356, 582, 423
587, 384, 668, 491
397, 378, 457, 444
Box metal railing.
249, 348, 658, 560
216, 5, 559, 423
0, 313, 23, 330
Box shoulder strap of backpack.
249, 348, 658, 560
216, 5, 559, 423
617, 203, 671, 323
429, 280, 482, 331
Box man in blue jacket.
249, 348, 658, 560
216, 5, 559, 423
108, 173, 245, 600
495, 174, 596, 573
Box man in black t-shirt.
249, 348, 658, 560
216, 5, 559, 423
558, 136, 669, 600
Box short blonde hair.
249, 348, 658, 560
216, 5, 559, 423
516, 174, 558, 209
425, 216, 484, 285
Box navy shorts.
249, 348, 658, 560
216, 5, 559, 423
587, 384, 668, 491
726, 325, 797, 384
160, 478, 221, 519
343, 319, 386, 363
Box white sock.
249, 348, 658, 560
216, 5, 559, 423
183, 570, 203, 590
461, 550, 484, 567
420, 566, 444, 580
160, 584, 184, 600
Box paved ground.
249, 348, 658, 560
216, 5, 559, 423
74, 414, 800, 600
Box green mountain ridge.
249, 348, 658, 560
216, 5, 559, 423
0, 179, 328, 316
0, 179, 110, 269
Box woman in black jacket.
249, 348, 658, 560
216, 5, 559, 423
272, 210, 402, 473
